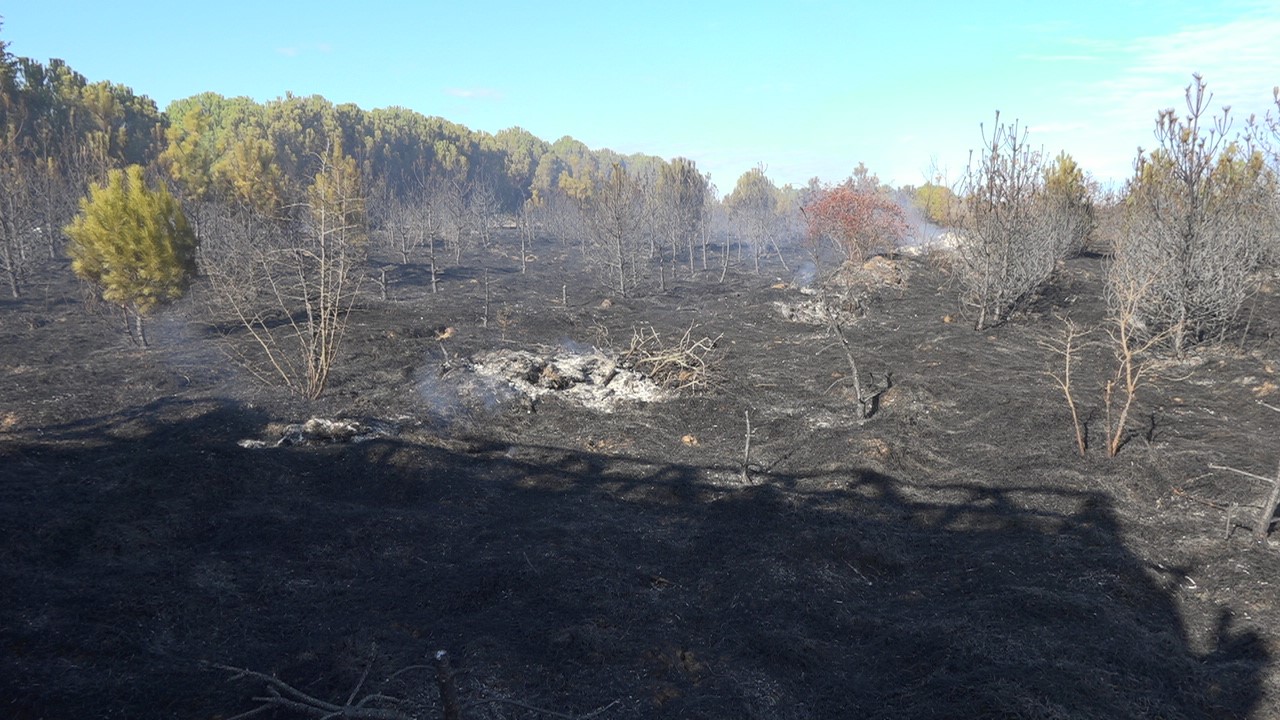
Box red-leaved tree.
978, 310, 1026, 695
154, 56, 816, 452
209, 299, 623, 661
803, 181, 908, 263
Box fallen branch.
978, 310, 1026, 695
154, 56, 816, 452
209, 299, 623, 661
1209, 463, 1276, 486
1208, 461, 1280, 542
1171, 486, 1232, 511
463, 697, 621, 719
216, 651, 620, 720
621, 323, 722, 391
215, 663, 408, 720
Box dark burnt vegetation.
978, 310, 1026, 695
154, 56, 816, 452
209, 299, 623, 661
5, 217, 1280, 717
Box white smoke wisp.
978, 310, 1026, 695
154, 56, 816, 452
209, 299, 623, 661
149, 299, 244, 391
793, 260, 818, 289
558, 337, 596, 355
892, 190, 947, 254
414, 360, 522, 429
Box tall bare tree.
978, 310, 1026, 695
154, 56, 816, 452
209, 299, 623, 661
656, 157, 708, 278
727, 166, 786, 274
582, 162, 643, 296
0, 121, 34, 297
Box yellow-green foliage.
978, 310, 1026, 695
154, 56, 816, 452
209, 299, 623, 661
912, 182, 956, 225
65, 164, 198, 315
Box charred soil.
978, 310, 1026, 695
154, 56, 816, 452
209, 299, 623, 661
3, 238, 1280, 719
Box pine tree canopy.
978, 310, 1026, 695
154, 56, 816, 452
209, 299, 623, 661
65, 164, 198, 315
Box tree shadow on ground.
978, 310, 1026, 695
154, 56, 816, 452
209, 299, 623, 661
0, 399, 1268, 719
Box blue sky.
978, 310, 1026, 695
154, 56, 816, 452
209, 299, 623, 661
3, 1, 1278, 193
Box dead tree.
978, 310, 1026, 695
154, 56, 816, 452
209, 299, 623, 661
581, 163, 643, 297
827, 314, 881, 422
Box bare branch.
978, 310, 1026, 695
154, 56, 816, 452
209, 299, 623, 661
1209, 463, 1277, 486
463, 696, 621, 719
214, 663, 408, 720
621, 323, 722, 391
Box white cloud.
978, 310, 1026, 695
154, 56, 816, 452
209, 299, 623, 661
1098, 13, 1279, 123
1051, 10, 1280, 183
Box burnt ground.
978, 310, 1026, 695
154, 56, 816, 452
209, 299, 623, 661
2, 234, 1280, 719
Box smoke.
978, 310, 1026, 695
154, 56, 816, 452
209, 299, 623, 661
414, 360, 521, 429
147, 300, 242, 390
793, 260, 817, 288
893, 189, 946, 251
558, 337, 596, 355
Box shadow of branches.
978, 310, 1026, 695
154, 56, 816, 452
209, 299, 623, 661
0, 398, 1266, 719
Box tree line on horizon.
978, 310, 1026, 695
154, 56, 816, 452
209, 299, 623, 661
0, 26, 831, 300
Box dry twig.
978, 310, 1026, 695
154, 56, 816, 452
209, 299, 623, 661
1209, 460, 1280, 541
215, 663, 408, 720
216, 651, 620, 720
621, 322, 722, 391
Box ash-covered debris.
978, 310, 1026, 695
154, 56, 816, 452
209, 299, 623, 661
774, 257, 909, 324
774, 295, 846, 325
465, 346, 665, 412
774, 288, 867, 325
238, 417, 407, 449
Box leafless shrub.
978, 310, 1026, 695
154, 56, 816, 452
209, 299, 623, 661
1110, 74, 1279, 354
954, 113, 1067, 330
620, 323, 722, 391
1102, 257, 1171, 457
1037, 314, 1093, 456
202, 145, 367, 399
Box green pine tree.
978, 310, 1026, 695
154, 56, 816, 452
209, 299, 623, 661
65, 164, 198, 346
